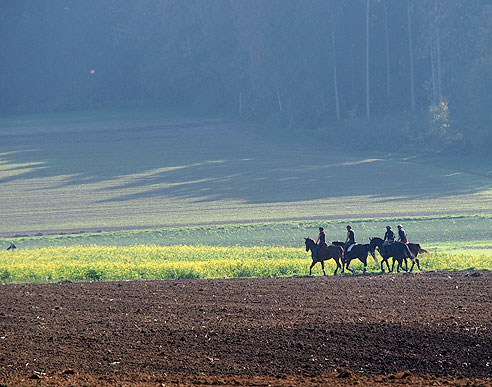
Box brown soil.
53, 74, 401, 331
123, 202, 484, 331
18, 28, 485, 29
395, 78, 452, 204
0, 271, 491, 386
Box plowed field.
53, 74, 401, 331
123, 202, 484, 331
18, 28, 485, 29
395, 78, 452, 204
1, 271, 491, 386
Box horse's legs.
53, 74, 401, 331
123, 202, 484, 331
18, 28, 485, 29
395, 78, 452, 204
396, 259, 402, 273
395, 257, 407, 273
309, 260, 316, 276
321, 260, 327, 276
399, 257, 406, 272
361, 255, 368, 274
342, 253, 350, 274
409, 258, 421, 272
333, 258, 341, 276
345, 259, 355, 274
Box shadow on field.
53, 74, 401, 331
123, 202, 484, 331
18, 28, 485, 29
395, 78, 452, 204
1, 117, 492, 205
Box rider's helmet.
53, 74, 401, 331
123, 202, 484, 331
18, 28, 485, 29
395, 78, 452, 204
346, 225, 351, 230
386, 225, 391, 230
397, 224, 402, 229
319, 227, 324, 231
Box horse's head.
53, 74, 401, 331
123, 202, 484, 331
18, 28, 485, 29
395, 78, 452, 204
369, 237, 383, 248
304, 237, 315, 252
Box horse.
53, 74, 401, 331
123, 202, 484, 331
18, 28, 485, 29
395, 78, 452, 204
304, 237, 344, 276
406, 243, 429, 272
331, 241, 378, 274
369, 237, 417, 273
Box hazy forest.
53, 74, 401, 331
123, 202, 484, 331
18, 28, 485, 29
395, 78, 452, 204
2, 0, 492, 152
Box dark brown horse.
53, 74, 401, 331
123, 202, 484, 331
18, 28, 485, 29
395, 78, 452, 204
304, 237, 343, 276
332, 241, 378, 274
406, 243, 429, 272
369, 237, 417, 273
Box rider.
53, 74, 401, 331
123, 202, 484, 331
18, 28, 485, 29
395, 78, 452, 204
316, 227, 327, 247
315, 227, 327, 259
397, 224, 408, 243
383, 225, 395, 245
344, 225, 356, 253
381, 225, 395, 256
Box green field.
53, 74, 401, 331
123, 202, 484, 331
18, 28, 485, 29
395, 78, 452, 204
2, 109, 492, 235
2, 214, 492, 250
1, 110, 491, 282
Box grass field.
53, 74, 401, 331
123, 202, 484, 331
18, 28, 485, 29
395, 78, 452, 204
2, 109, 492, 235
2, 214, 492, 250
1, 109, 491, 282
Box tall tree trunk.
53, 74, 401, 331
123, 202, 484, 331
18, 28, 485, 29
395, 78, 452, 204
435, 0, 442, 102
331, 7, 340, 121
365, 0, 370, 120
239, 92, 243, 116
430, 31, 438, 105
384, 0, 391, 101
276, 89, 283, 113
407, 0, 416, 112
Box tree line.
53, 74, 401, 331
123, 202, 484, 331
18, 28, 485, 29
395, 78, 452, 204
1, 0, 491, 152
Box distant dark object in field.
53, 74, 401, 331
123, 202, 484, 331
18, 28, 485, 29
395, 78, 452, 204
304, 237, 343, 276
6, 241, 17, 251
369, 237, 417, 273
332, 240, 378, 275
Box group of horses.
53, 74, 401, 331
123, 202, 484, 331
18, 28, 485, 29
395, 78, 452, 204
304, 236, 429, 276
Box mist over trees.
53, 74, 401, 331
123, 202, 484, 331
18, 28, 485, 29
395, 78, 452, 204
1, 0, 491, 152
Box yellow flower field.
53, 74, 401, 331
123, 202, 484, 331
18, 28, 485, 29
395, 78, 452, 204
0, 245, 490, 283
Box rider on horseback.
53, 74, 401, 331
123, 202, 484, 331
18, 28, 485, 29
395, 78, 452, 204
397, 224, 408, 243
381, 225, 395, 256
316, 227, 327, 247
315, 227, 327, 259
344, 225, 356, 253
383, 225, 395, 245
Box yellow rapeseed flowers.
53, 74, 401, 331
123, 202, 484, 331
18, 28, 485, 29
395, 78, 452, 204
0, 245, 489, 283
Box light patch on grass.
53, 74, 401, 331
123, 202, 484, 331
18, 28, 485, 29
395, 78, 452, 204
0, 161, 46, 173
341, 158, 381, 166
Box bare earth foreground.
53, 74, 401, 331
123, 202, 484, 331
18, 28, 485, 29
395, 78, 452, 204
0, 271, 491, 386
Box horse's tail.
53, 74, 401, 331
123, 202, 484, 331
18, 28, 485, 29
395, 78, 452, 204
419, 247, 430, 255
404, 243, 417, 263
370, 248, 379, 264
337, 246, 344, 259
